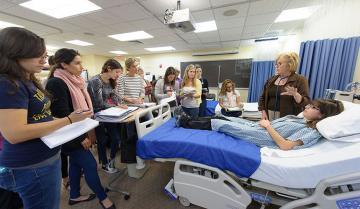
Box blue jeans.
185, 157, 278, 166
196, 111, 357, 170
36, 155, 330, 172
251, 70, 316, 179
68, 149, 107, 201
182, 107, 199, 118
199, 99, 207, 117
95, 123, 121, 165
0, 158, 61, 209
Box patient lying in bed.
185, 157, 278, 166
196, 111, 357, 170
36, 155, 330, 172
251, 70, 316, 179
176, 99, 343, 150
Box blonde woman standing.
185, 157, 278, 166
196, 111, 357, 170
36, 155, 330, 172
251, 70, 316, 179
180, 64, 202, 117
259, 52, 310, 121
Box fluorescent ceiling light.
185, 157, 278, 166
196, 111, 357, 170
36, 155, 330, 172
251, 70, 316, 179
108, 31, 153, 41
66, 40, 93, 46
46, 45, 60, 50
0, 20, 23, 29
110, 50, 128, 55
20, 0, 102, 19
145, 46, 175, 52
275, 6, 320, 23
194, 20, 217, 33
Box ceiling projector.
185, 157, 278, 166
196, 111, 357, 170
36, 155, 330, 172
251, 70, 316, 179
164, 8, 195, 33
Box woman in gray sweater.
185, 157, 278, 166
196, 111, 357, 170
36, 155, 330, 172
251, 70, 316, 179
154, 66, 180, 103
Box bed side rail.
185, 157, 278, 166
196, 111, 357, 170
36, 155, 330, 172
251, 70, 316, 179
280, 171, 360, 209
128, 104, 171, 177
135, 103, 171, 139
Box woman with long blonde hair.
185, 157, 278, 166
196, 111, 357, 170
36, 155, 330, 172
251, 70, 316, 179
179, 64, 202, 117
218, 79, 242, 117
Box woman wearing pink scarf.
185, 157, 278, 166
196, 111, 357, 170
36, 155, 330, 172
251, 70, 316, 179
46, 48, 116, 209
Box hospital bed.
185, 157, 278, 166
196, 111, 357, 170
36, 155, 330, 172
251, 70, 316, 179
132, 103, 360, 209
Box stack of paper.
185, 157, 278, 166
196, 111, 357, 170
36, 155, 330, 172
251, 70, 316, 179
243, 103, 259, 112
95, 106, 138, 123
242, 103, 262, 119
41, 118, 99, 149
128, 102, 156, 108
160, 93, 176, 105
183, 87, 196, 96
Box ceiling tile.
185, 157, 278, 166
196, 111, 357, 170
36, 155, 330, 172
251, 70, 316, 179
191, 10, 214, 22
221, 40, 241, 48
0, 0, 16, 9
219, 28, 242, 41
241, 31, 265, 40
243, 24, 269, 34
130, 18, 166, 31
196, 31, 219, 39
248, 0, 288, 15
107, 3, 152, 21
216, 17, 245, 29
213, 3, 249, 20
245, 12, 279, 26
286, 0, 322, 9
85, 10, 124, 25
64, 15, 103, 29
199, 36, 220, 43
90, 0, 133, 8
210, 0, 249, 7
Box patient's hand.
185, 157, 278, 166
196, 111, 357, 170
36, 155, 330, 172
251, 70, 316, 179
261, 110, 268, 120
259, 119, 271, 128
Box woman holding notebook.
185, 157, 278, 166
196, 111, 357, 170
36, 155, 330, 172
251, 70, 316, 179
46, 48, 116, 209
87, 59, 126, 174
179, 64, 202, 117
218, 79, 243, 117
0, 28, 91, 209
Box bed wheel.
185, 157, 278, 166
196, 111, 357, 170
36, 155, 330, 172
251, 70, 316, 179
179, 196, 191, 207
124, 194, 130, 200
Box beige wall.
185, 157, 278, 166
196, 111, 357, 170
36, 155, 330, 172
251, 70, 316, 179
301, 0, 360, 41
81, 54, 112, 76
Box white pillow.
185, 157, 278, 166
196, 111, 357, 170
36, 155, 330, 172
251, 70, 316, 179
316, 101, 360, 142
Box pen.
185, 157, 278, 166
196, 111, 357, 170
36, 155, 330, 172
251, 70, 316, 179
76, 109, 90, 114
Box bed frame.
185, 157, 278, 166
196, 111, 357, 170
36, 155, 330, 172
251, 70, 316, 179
132, 104, 360, 209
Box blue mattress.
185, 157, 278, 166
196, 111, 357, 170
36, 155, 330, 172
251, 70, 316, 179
137, 118, 261, 177
205, 100, 218, 116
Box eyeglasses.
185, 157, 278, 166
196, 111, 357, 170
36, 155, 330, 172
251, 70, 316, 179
274, 62, 288, 67
40, 54, 48, 61
305, 104, 320, 111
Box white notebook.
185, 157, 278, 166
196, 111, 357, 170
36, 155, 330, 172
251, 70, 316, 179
96, 106, 138, 117
243, 103, 259, 112
41, 118, 99, 149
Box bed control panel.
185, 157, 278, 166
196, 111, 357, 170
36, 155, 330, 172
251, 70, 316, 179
336, 197, 360, 209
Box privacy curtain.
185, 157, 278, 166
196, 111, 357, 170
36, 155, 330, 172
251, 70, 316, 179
298, 37, 360, 99
247, 61, 275, 102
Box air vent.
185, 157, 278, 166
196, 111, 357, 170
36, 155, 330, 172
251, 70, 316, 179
192, 50, 239, 56
128, 40, 144, 44
254, 37, 278, 42
84, 32, 95, 36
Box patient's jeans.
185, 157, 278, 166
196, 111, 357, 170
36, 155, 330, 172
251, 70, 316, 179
182, 116, 229, 130
0, 158, 61, 209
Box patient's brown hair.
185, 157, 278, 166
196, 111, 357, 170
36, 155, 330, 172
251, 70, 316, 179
308, 99, 344, 128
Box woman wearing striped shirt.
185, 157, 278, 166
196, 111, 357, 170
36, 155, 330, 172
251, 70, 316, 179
116, 58, 144, 104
